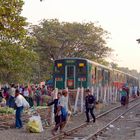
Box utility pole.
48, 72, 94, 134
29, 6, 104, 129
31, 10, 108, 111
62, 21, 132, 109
136, 39, 140, 88
136, 38, 140, 44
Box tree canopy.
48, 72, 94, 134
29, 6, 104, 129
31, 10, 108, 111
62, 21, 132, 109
0, 0, 38, 83
31, 19, 112, 62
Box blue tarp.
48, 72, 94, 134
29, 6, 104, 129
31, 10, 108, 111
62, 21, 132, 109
46, 79, 53, 85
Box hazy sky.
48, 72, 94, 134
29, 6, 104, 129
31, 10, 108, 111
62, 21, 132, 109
22, 0, 140, 71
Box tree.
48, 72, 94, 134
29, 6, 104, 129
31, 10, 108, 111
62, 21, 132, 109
0, 0, 39, 83
30, 19, 112, 79
0, 0, 27, 44
110, 62, 119, 69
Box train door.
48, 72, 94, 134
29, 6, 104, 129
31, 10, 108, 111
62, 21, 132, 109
65, 65, 75, 89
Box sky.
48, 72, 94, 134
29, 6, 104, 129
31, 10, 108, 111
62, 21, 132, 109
22, 0, 140, 71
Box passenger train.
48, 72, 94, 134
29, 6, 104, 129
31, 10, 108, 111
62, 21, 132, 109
53, 58, 139, 90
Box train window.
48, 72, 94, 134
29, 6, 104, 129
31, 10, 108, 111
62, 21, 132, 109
77, 64, 86, 74
98, 69, 102, 81
104, 71, 108, 80
95, 67, 97, 80
55, 63, 64, 74
67, 66, 74, 77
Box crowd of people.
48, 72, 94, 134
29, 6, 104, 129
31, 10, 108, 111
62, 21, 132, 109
0, 83, 55, 129
0, 83, 53, 108
0, 83, 70, 135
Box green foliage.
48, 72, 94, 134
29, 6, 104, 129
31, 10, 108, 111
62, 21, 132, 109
0, 42, 39, 83
0, 0, 27, 44
0, 0, 39, 83
32, 19, 112, 60
110, 62, 119, 69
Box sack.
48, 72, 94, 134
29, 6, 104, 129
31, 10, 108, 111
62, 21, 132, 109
26, 120, 40, 133
88, 103, 95, 109
22, 97, 30, 108
26, 115, 43, 133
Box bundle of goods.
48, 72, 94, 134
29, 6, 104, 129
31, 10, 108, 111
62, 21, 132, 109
26, 110, 43, 133
0, 107, 15, 129
25, 106, 51, 130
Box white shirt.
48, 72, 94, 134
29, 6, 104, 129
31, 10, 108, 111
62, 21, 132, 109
15, 94, 30, 108
23, 90, 29, 97
59, 95, 68, 112
10, 87, 15, 97
134, 86, 138, 94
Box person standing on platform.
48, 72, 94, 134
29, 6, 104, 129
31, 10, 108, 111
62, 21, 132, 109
85, 89, 96, 123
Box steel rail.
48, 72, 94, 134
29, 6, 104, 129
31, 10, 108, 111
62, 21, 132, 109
82, 101, 140, 140
47, 98, 138, 140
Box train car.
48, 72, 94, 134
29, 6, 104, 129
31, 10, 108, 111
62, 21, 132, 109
112, 69, 138, 89
53, 58, 110, 89
53, 58, 139, 89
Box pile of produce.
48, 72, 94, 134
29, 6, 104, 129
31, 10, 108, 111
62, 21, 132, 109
0, 107, 14, 115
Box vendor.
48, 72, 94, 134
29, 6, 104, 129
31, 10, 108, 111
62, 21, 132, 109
15, 89, 29, 128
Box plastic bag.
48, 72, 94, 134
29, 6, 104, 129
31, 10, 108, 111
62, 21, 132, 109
26, 115, 43, 133
22, 97, 30, 108
26, 120, 40, 133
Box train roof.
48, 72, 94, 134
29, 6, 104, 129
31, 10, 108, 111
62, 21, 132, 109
86, 59, 112, 70
55, 57, 87, 61
55, 57, 112, 70
113, 69, 138, 79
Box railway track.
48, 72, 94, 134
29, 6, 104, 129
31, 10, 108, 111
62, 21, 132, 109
48, 97, 140, 140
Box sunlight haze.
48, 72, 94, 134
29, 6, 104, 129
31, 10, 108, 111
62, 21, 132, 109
22, 0, 140, 71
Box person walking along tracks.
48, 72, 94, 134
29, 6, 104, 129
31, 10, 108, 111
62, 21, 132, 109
85, 89, 96, 123
47, 92, 62, 135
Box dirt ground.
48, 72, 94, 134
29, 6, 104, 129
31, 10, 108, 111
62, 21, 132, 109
98, 104, 140, 140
